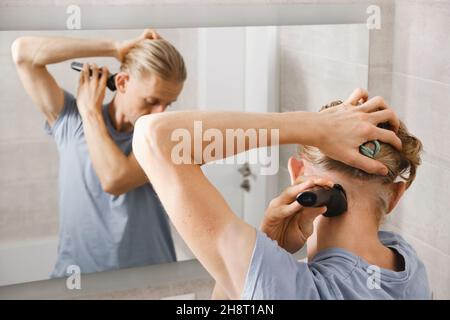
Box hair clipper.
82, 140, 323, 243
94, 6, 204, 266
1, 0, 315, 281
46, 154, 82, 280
71, 61, 117, 91
296, 184, 348, 217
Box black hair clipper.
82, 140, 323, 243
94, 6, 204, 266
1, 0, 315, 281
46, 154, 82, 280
71, 61, 117, 91
296, 184, 348, 217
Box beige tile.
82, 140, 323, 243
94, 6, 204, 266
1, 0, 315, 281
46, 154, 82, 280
280, 47, 368, 112
386, 159, 450, 257
0, 54, 30, 102
170, 28, 199, 111
391, 73, 450, 160
0, 180, 59, 241
0, 140, 59, 183
0, 98, 51, 143
367, 66, 393, 104
279, 24, 369, 66
367, 0, 395, 69
392, 0, 450, 85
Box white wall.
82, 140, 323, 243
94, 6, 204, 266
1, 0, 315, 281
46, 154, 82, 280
380, 0, 450, 300
278, 23, 370, 191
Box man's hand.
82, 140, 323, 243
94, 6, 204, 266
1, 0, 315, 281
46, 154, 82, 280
115, 29, 161, 62
260, 175, 334, 254
315, 88, 402, 176
76, 63, 108, 118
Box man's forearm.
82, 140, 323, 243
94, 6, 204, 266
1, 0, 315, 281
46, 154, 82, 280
211, 282, 231, 300
139, 110, 320, 165
81, 110, 130, 193
12, 36, 119, 66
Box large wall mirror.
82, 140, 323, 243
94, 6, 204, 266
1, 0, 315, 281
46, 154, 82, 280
0, 3, 370, 292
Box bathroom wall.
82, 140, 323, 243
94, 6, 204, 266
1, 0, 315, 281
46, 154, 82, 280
277, 0, 450, 299
380, 0, 450, 300
278, 23, 370, 190
1, 0, 448, 300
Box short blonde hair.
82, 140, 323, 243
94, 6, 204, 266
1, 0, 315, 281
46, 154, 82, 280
300, 100, 423, 221
121, 39, 187, 82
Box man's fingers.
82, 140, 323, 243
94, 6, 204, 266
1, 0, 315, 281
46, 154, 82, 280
357, 96, 400, 132
277, 177, 334, 205
99, 66, 109, 88
284, 200, 302, 216
345, 88, 368, 106
277, 180, 316, 204
142, 28, 161, 40
82, 63, 89, 83
78, 67, 85, 86
91, 64, 99, 84
299, 206, 327, 223
367, 108, 400, 133
347, 152, 389, 175
372, 127, 402, 151
283, 203, 326, 221
357, 96, 388, 112
152, 31, 162, 39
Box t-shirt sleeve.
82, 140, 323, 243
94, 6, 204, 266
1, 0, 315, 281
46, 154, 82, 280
241, 229, 330, 300
44, 89, 82, 147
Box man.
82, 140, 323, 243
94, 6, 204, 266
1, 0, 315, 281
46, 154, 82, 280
11, 29, 186, 277
129, 89, 429, 299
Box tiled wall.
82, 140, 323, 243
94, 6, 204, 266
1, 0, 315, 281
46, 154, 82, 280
278, 0, 450, 299
381, 0, 450, 299
278, 23, 370, 191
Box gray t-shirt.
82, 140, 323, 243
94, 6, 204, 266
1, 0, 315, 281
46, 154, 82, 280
45, 90, 176, 278
242, 229, 431, 299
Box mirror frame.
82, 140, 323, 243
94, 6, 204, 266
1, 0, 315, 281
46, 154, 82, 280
0, 3, 369, 30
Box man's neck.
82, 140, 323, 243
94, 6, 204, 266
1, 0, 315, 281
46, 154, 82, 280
108, 96, 133, 133
307, 211, 401, 271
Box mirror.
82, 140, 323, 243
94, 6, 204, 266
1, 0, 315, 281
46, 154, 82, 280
0, 24, 368, 286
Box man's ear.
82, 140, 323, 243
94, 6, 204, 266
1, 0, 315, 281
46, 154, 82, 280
288, 156, 305, 185
115, 72, 129, 93
387, 182, 406, 214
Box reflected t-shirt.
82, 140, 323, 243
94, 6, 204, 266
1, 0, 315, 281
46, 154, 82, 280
242, 229, 431, 299
45, 90, 176, 278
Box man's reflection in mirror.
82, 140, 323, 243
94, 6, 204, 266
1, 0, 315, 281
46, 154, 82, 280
11, 29, 186, 277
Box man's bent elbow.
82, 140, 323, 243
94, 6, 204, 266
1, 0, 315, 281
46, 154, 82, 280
134, 114, 170, 157
11, 37, 34, 66
11, 38, 26, 65
11, 37, 45, 68
101, 176, 125, 197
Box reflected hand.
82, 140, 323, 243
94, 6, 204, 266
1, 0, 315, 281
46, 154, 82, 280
315, 88, 402, 176
76, 63, 108, 118
116, 28, 162, 62
260, 175, 334, 254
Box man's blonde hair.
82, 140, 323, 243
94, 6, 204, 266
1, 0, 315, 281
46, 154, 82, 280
120, 39, 187, 82
300, 100, 423, 223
